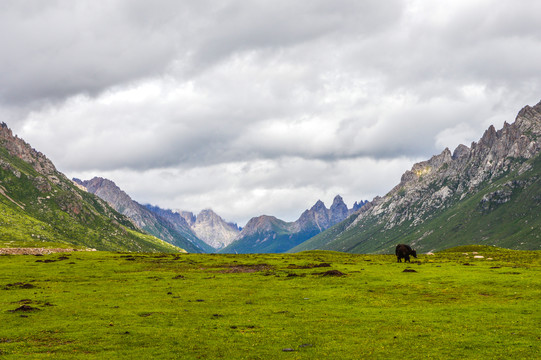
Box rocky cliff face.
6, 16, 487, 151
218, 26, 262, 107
75, 178, 137, 220
296, 195, 351, 232
293, 100, 541, 253
1, 123, 57, 176
368, 100, 541, 232
219, 195, 366, 253
189, 209, 240, 249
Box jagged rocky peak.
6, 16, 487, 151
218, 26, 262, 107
350, 200, 368, 213
516, 100, 541, 135
190, 208, 240, 249
177, 210, 196, 226
1, 122, 57, 176
479, 125, 498, 147
399, 148, 452, 185
331, 195, 346, 208
196, 209, 221, 224
330, 195, 348, 223
310, 199, 327, 212
77, 177, 115, 193
452, 144, 471, 160
76, 177, 134, 207
350, 99, 541, 234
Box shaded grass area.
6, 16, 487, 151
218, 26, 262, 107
0, 249, 539, 359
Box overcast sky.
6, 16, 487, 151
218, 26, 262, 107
2, 0, 541, 226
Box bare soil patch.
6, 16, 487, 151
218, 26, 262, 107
313, 270, 346, 276
218, 263, 274, 273
287, 263, 331, 269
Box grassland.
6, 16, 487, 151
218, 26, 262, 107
1, 246, 539, 359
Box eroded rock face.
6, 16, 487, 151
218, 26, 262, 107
349, 100, 541, 232
190, 209, 240, 249
0, 123, 56, 176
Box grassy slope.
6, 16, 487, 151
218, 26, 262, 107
0, 147, 182, 253
292, 155, 541, 254
0, 248, 539, 359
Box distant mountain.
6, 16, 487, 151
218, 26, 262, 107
143, 206, 239, 250
74, 177, 213, 253
175, 209, 240, 250
0, 123, 182, 253
291, 100, 541, 254
219, 195, 366, 253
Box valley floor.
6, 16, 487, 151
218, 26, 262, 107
0, 247, 539, 359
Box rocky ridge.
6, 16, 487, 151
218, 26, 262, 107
292, 100, 541, 253
177, 209, 240, 250
0, 123, 56, 176
219, 195, 367, 253
360, 100, 541, 232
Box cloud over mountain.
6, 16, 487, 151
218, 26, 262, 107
2, 0, 541, 225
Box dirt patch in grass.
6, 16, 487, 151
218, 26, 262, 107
287, 263, 331, 269
2, 282, 36, 290
217, 263, 275, 273
403, 269, 417, 273
8, 304, 41, 312
313, 270, 346, 277
286, 272, 306, 277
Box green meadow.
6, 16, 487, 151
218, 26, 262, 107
1, 246, 539, 359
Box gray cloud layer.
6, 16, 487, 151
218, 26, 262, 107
2, 0, 541, 224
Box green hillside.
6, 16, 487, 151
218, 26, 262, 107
0, 137, 183, 253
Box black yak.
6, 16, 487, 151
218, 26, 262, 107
396, 244, 417, 263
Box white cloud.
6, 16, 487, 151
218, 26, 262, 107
70, 155, 414, 226
3, 0, 541, 224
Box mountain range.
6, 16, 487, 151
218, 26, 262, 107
2, 100, 539, 254
219, 196, 367, 253
292, 100, 541, 253
75, 175, 365, 253
72, 177, 213, 253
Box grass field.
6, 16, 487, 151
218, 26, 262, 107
1, 246, 539, 359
